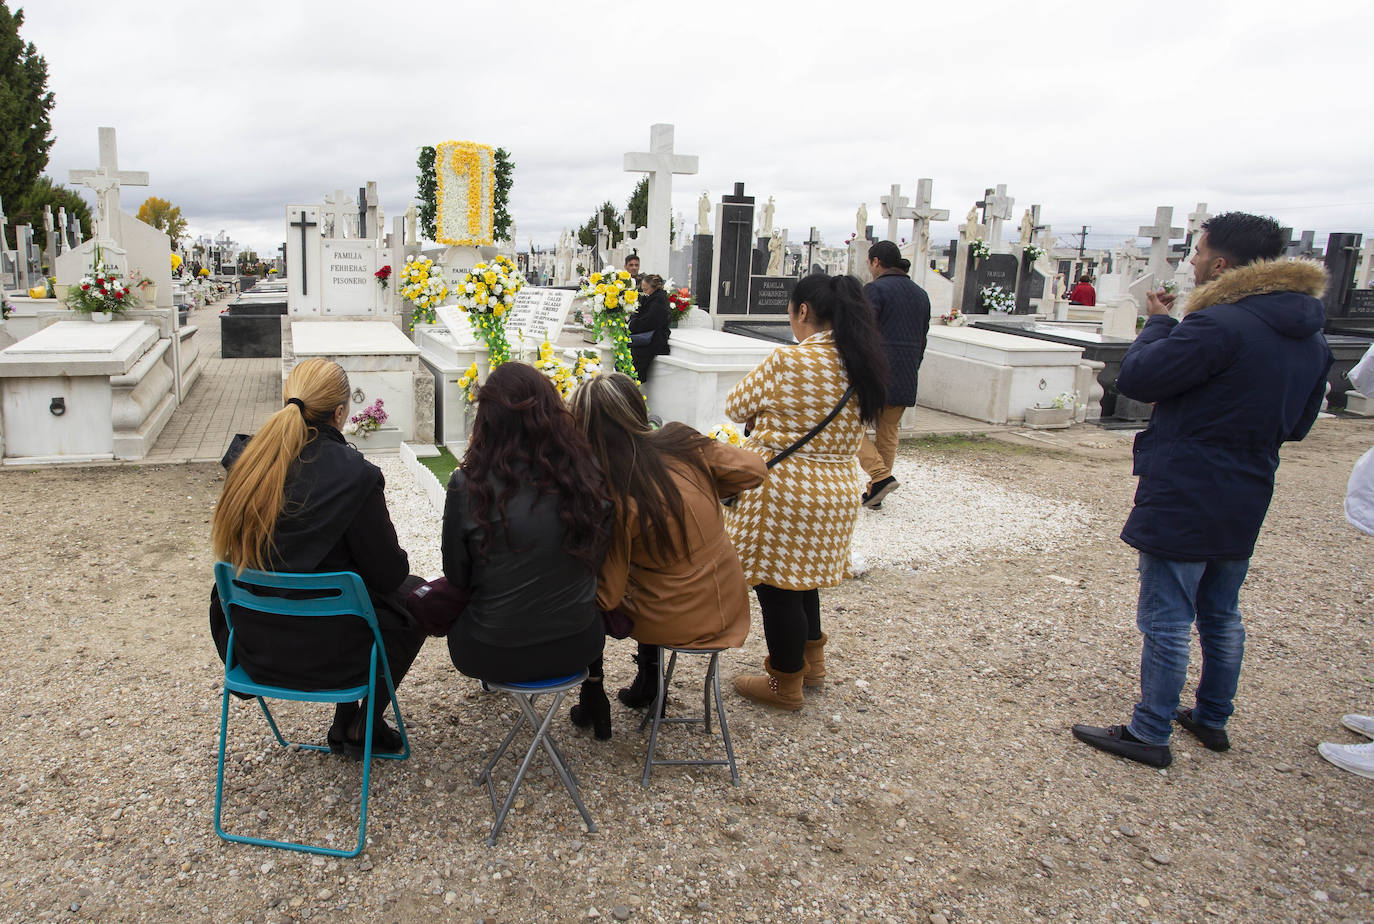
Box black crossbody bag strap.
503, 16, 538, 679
765, 385, 856, 469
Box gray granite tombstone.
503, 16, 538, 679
1014, 258, 1045, 313
1322, 232, 1363, 325
962, 252, 1019, 312
691, 234, 713, 308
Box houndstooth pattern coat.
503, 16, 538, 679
723, 331, 865, 589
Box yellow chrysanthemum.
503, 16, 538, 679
624, 290, 639, 304
589, 272, 602, 284
617, 271, 630, 281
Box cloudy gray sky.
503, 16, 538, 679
20, 0, 1372, 257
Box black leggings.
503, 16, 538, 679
754, 584, 821, 674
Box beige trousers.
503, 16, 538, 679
857, 405, 907, 486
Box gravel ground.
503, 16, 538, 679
1, 419, 1371, 924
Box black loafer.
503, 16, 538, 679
1175, 708, 1230, 752
1072, 723, 1172, 768
863, 476, 899, 509
328, 719, 404, 760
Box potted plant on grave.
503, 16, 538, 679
969, 238, 991, 267
1024, 391, 1077, 429
667, 286, 696, 327
576, 267, 639, 379
1024, 243, 1045, 264
342, 398, 402, 451
64, 254, 139, 322
980, 283, 1014, 315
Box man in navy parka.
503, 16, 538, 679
1074, 212, 1333, 769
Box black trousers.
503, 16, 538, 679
753, 584, 821, 674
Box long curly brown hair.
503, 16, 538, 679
461, 362, 609, 569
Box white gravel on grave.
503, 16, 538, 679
376, 450, 1094, 579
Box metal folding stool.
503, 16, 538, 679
640, 647, 739, 787
476, 670, 596, 846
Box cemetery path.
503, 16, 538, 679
143, 300, 281, 464
0, 418, 1370, 923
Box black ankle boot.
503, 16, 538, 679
617, 644, 662, 709
569, 678, 612, 740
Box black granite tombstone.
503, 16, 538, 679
1322, 232, 1364, 326
691, 234, 713, 308
746, 276, 797, 315
721, 320, 794, 344
1014, 258, 1046, 314
714, 183, 755, 315
221, 313, 282, 358
962, 253, 1019, 312
1324, 334, 1374, 409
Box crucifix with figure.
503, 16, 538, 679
69, 126, 149, 246
623, 123, 698, 276
908, 179, 950, 284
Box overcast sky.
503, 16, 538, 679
19, 0, 1373, 258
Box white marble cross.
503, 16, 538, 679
909, 178, 950, 283
1139, 206, 1184, 280
323, 190, 352, 239
880, 184, 912, 243
69, 127, 149, 246
623, 123, 698, 277
977, 184, 1015, 248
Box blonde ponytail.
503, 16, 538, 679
211, 359, 350, 572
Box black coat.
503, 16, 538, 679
629, 288, 672, 356
442, 470, 605, 681
209, 425, 418, 689
863, 272, 931, 407
1117, 260, 1332, 561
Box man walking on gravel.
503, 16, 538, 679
1073, 211, 1332, 769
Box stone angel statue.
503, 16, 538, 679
697, 191, 712, 236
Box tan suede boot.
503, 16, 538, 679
803, 632, 828, 687
733, 657, 805, 711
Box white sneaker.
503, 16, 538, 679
1340, 714, 1374, 739
1318, 740, 1374, 779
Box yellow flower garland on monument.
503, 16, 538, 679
435, 140, 495, 246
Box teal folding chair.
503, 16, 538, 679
212, 562, 409, 858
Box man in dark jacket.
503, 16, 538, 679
1074, 212, 1333, 769
858, 240, 931, 508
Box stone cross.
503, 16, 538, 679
66, 212, 81, 249
976, 184, 1015, 248
41, 205, 56, 273
1356, 239, 1374, 289
1139, 206, 1184, 281
623, 123, 699, 276
909, 178, 950, 283
357, 186, 368, 240
322, 190, 351, 239
365, 182, 380, 241
804, 227, 821, 273
880, 184, 911, 243
68, 126, 149, 246
593, 212, 609, 272
289, 209, 318, 295
14, 224, 34, 289
1181, 202, 1210, 262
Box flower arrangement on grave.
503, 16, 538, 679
1024, 243, 1045, 262
343, 398, 388, 437
1048, 392, 1077, 410
969, 238, 992, 261
980, 283, 1014, 313
456, 255, 523, 367
268, 267, 278, 275
533, 340, 602, 400
939, 306, 966, 326
65, 255, 138, 315
416, 141, 516, 246
667, 286, 695, 326
198, 267, 209, 277
170, 253, 182, 273
708, 422, 743, 446
129, 270, 155, 293
374, 264, 391, 291
1, 292, 11, 320
399, 255, 449, 328
457, 362, 480, 405
577, 267, 639, 379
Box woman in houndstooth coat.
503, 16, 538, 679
724, 274, 888, 711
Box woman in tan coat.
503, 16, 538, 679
566, 372, 766, 739
724, 274, 888, 710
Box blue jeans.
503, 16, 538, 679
1128, 552, 1250, 745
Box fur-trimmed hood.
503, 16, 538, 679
1183, 258, 1327, 315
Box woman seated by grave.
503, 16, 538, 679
723, 273, 888, 710
628, 273, 672, 382
564, 372, 766, 739
209, 357, 426, 759
439, 362, 611, 687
